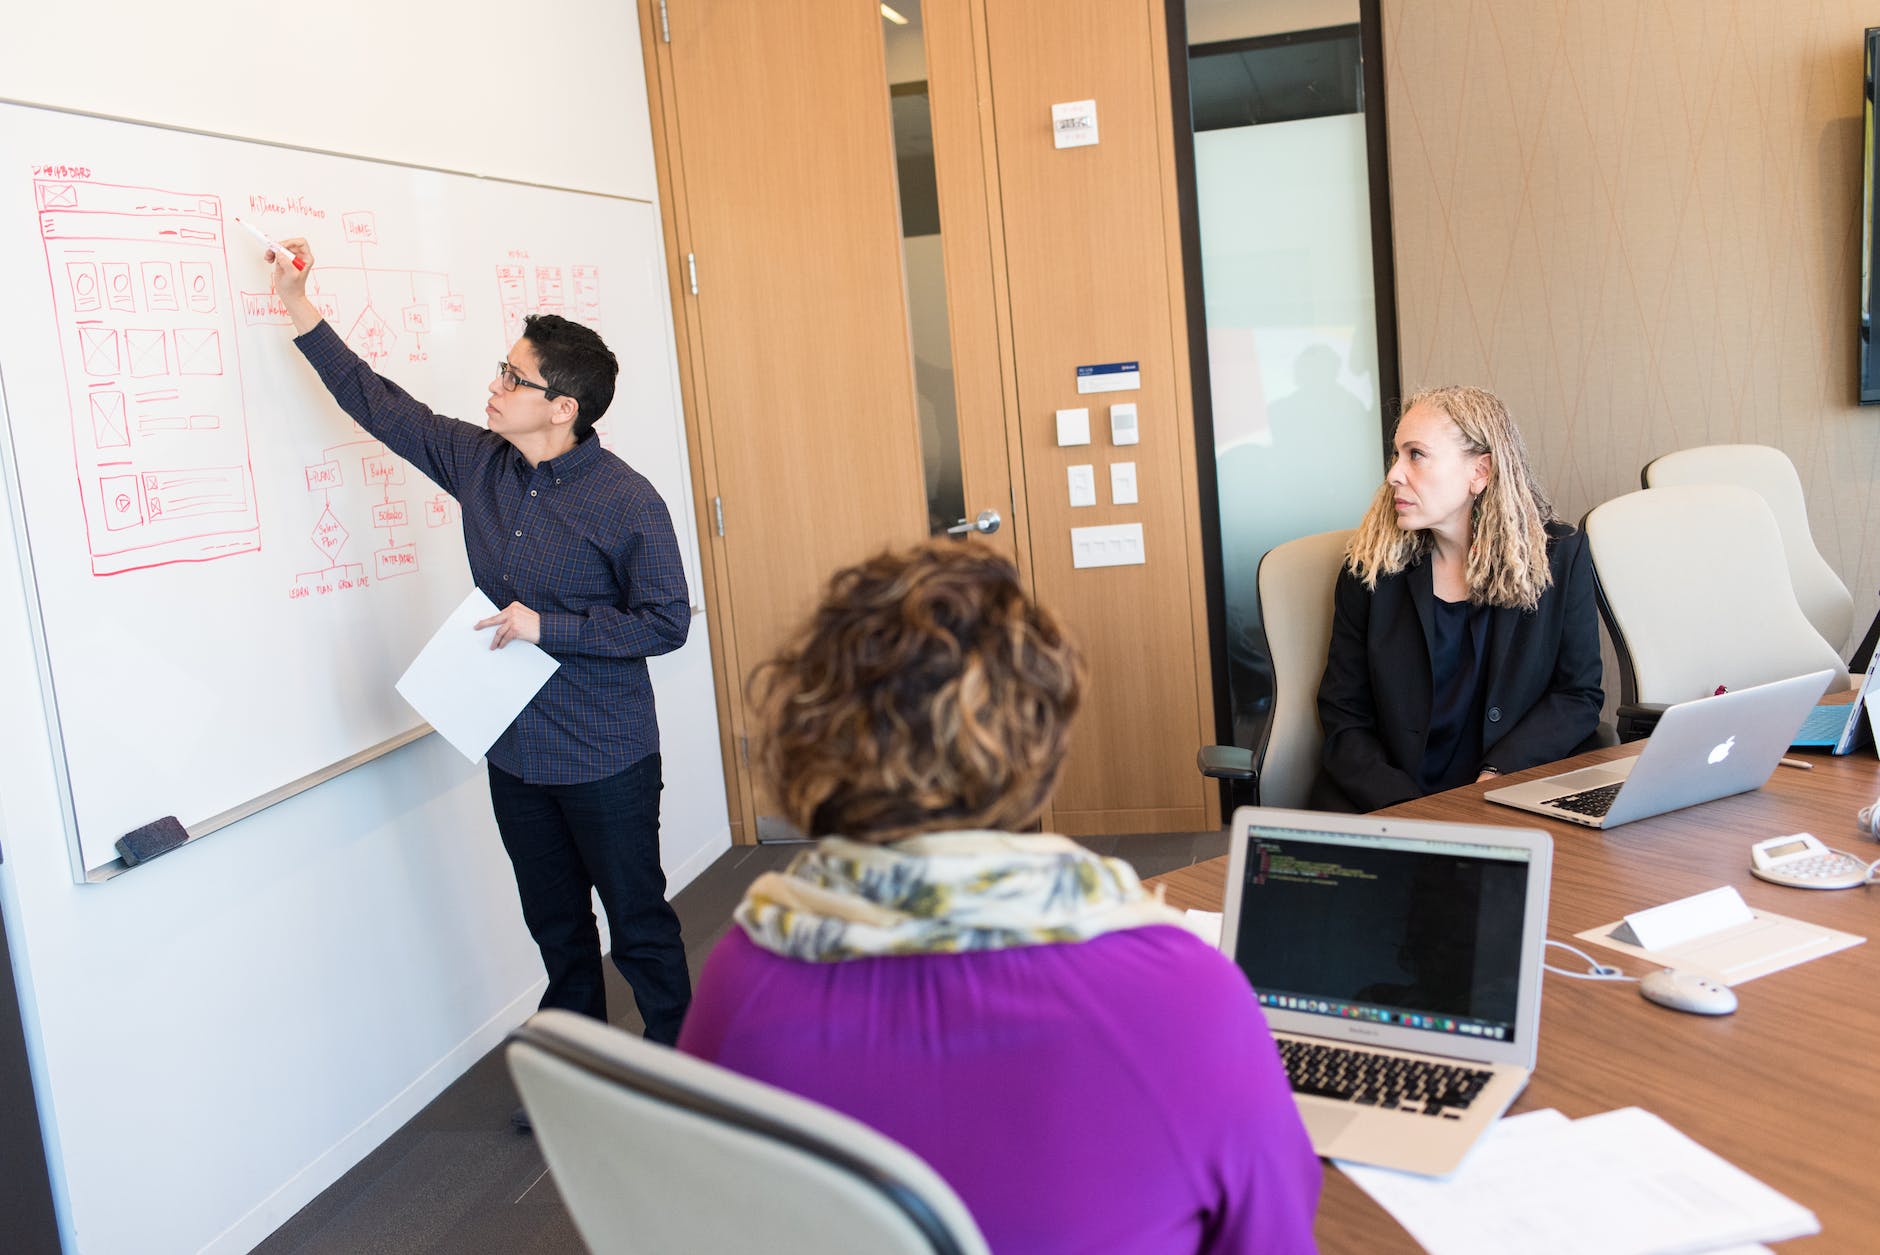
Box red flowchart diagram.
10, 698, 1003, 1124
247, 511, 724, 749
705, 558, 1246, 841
36, 178, 261, 574
289, 436, 458, 600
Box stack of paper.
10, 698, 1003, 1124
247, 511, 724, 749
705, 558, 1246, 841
1338, 1107, 1817, 1254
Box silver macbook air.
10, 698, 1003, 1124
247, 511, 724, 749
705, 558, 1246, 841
1791, 650, 1877, 754
1220, 807, 1553, 1177
1484, 669, 1836, 828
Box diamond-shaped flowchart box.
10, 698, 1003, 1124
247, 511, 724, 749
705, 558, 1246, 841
311, 504, 349, 562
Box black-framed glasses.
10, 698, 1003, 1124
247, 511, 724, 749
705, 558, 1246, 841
496, 360, 563, 400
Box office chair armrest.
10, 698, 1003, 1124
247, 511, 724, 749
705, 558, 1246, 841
1196, 745, 1258, 781
1614, 702, 1669, 743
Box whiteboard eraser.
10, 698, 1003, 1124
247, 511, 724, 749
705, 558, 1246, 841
116, 816, 189, 866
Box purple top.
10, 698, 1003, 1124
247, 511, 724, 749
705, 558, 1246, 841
680, 924, 1320, 1253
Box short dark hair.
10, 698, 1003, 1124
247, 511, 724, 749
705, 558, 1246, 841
522, 314, 618, 440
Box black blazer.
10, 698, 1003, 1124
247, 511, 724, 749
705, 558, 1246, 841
1311, 521, 1604, 813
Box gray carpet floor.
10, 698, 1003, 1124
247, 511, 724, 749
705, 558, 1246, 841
252, 829, 1229, 1254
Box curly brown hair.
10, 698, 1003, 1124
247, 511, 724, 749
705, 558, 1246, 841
750, 541, 1085, 842
1346, 384, 1558, 610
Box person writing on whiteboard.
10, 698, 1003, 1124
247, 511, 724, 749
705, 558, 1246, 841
1311, 385, 1602, 812
265, 239, 694, 1117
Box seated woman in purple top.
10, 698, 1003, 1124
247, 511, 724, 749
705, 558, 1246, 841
678, 542, 1320, 1254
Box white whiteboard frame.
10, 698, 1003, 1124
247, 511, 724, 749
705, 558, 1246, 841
0, 98, 698, 883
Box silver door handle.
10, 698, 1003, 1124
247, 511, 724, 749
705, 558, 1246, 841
947, 509, 1001, 536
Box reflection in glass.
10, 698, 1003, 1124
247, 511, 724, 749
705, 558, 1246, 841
882, 1, 966, 535
1190, 23, 1386, 750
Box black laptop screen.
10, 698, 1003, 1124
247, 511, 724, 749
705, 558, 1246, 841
1232, 827, 1532, 1044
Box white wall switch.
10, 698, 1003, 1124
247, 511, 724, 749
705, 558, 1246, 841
1067, 464, 1097, 508
1052, 99, 1099, 149
1055, 407, 1091, 446
1070, 522, 1146, 569
1109, 402, 1139, 445
1110, 461, 1138, 505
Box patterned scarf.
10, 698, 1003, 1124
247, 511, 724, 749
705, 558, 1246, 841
733, 831, 1185, 963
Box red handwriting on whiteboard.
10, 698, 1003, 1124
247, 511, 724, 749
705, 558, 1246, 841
374, 545, 418, 580
33, 164, 92, 179
361, 452, 405, 486
372, 500, 409, 529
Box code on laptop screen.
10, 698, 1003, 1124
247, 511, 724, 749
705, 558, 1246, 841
1234, 828, 1530, 1043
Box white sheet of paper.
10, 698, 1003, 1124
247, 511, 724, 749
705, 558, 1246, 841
1578, 905, 1864, 985
395, 588, 560, 763
1338, 1107, 1814, 1255
1182, 909, 1222, 947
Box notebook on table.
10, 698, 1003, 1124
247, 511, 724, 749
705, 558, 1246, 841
1483, 669, 1835, 829
1219, 807, 1553, 1177
1791, 650, 1877, 754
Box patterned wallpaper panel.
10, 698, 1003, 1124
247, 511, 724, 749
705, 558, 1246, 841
1383, 0, 1880, 654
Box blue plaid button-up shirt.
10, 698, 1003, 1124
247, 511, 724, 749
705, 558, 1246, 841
295, 321, 690, 784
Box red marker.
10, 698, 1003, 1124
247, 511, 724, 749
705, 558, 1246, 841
232, 217, 306, 271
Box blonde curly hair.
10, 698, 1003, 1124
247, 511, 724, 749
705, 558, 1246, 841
750, 540, 1085, 842
1346, 385, 1557, 610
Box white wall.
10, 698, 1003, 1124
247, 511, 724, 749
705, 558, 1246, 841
0, 3, 731, 1252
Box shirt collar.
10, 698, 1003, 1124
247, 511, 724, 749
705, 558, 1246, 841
512, 431, 604, 481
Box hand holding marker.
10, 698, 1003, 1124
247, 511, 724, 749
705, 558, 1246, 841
232, 216, 306, 270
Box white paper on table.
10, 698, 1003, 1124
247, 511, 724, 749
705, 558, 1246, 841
1182, 909, 1222, 947
1577, 903, 1864, 985
395, 588, 560, 763
1338, 1107, 1815, 1255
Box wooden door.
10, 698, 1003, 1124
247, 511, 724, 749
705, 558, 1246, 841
980, 0, 1218, 834
650, 0, 930, 835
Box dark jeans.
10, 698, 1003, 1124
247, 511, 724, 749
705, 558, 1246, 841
488, 754, 691, 1044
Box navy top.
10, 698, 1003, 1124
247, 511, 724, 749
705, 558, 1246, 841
1418, 596, 1489, 793
294, 321, 690, 784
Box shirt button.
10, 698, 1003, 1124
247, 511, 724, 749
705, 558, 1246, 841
503, 574, 510, 582
514, 530, 522, 538
530, 489, 537, 497
1488, 707, 1502, 723
555, 479, 562, 486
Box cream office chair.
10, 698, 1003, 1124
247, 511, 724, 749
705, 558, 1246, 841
1583, 485, 1848, 733
506, 1010, 988, 1255
1198, 528, 1353, 808
1641, 444, 1856, 655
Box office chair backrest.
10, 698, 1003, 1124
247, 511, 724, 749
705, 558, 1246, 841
506, 1010, 989, 1255
1583, 485, 1848, 706
1642, 444, 1855, 653
1254, 528, 1355, 809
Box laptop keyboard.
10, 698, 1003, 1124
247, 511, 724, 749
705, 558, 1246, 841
1547, 782, 1622, 818
1794, 705, 1845, 742
1278, 1039, 1492, 1118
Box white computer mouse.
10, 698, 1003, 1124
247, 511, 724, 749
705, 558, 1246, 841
1638, 968, 1737, 1016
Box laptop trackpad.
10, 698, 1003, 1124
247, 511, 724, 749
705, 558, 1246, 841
1300, 1103, 1363, 1153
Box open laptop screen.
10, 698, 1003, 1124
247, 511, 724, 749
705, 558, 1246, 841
1231, 825, 1535, 1045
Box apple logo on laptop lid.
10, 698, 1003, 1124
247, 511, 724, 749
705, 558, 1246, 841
1707, 735, 1735, 765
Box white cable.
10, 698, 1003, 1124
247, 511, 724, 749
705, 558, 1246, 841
1543, 939, 1637, 982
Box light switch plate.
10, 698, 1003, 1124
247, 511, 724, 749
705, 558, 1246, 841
1055, 407, 1091, 446
1067, 464, 1096, 508
1071, 522, 1145, 569
1110, 402, 1139, 445
1110, 461, 1138, 505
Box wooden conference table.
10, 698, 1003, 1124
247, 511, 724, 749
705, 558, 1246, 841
1149, 740, 1880, 1251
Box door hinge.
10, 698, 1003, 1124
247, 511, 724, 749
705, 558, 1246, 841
659, 0, 671, 43
687, 252, 698, 295
739, 735, 750, 766
712, 495, 725, 536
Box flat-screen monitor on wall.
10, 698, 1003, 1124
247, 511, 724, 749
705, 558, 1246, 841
1862, 28, 1880, 403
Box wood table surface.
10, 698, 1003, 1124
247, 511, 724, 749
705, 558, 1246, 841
1148, 742, 1880, 1252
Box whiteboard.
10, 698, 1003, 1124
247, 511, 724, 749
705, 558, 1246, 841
0, 103, 703, 876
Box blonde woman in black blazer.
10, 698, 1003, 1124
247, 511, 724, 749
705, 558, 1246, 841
1311, 386, 1603, 813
